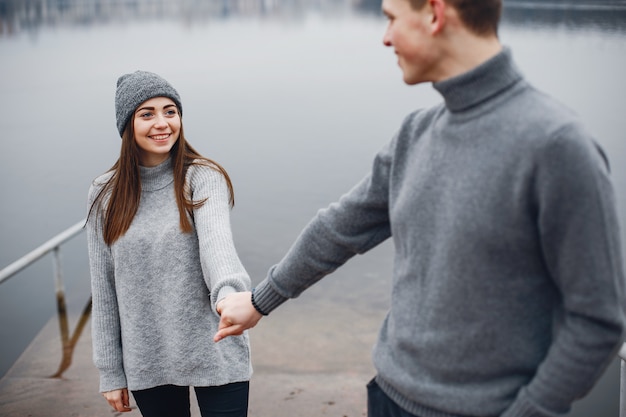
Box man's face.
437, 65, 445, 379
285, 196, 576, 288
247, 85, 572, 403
382, 0, 439, 85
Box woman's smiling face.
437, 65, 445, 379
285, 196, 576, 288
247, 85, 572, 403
133, 96, 181, 167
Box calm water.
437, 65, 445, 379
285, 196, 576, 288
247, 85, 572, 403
1, 1, 625, 415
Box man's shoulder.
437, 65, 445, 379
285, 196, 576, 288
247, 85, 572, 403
512, 82, 582, 129
502, 83, 605, 168
405, 104, 445, 122
398, 104, 446, 136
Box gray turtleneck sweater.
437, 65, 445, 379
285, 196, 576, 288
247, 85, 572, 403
252, 48, 625, 416
87, 158, 251, 393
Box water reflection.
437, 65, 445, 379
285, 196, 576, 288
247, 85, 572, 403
2, 0, 626, 37
0, 0, 377, 36
503, 1, 626, 33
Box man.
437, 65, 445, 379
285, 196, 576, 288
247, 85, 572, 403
214, 0, 626, 415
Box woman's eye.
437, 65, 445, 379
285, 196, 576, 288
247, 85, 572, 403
140, 112, 153, 118
166, 109, 178, 116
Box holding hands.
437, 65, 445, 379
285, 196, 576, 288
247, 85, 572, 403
214, 291, 263, 342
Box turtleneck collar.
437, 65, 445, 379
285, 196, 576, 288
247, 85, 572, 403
139, 157, 174, 192
433, 47, 523, 113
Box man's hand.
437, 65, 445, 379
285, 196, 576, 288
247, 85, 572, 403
103, 388, 132, 412
214, 291, 263, 342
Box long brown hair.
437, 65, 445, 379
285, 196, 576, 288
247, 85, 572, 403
88, 118, 234, 246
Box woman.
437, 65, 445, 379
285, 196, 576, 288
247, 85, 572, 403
86, 70, 251, 416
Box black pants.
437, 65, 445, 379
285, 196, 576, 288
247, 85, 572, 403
367, 378, 419, 417
132, 382, 249, 417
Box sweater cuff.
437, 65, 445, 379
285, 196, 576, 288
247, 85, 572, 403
214, 285, 237, 313
501, 388, 565, 417
216, 286, 237, 304
99, 368, 127, 393
253, 276, 289, 315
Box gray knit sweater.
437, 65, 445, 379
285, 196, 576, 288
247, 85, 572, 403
252, 48, 625, 416
87, 158, 252, 393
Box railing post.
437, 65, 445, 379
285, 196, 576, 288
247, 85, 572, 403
53, 246, 66, 299
52, 246, 70, 367
48, 235, 93, 379
619, 343, 626, 417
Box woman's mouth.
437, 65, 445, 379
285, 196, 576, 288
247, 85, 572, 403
150, 133, 170, 141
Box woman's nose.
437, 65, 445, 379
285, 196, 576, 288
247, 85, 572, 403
154, 114, 168, 128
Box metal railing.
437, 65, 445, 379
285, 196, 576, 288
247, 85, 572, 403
0, 219, 91, 378
0, 219, 86, 285
621, 344, 626, 416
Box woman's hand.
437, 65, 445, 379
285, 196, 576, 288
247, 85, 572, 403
103, 388, 132, 412
214, 291, 263, 342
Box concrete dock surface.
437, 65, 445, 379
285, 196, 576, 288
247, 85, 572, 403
0, 302, 377, 417
1, 296, 621, 417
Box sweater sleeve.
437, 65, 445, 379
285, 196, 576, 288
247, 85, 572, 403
86, 181, 128, 392
253, 136, 395, 314
503, 125, 626, 416
189, 164, 251, 312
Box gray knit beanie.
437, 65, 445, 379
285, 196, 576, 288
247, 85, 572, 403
115, 70, 183, 136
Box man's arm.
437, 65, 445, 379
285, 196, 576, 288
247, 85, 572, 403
503, 129, 626, 415
214, 136, 397, 342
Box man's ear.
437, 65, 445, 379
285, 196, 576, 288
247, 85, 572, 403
428, 0, 446, 35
